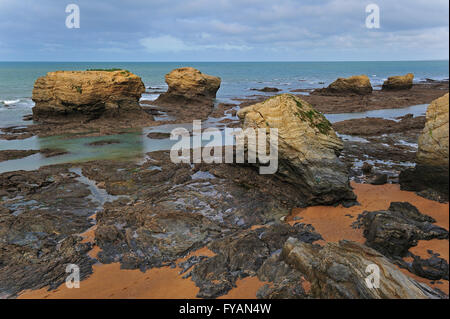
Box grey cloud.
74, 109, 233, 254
0, 0, 448, 61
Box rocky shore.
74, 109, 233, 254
0, 69, 448, 299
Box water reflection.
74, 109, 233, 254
0, 130, 146, 173
324, 104, 428, 123
0, 103, 430, 174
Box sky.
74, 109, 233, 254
0, 0, 448, 61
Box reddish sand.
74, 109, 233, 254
19, 247, 215, 299
219, 277, 268, 299
288, 182, 449, 295
18, 182, 449, 298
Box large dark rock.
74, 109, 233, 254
190, 223, 322, 299
356, 202, 448, 258
400, 165, 449, 202
409, 254, 449, 281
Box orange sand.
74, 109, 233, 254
19, 247, 215, 299
18, 182, 449, 298
289, 182, 449, 294
219, 277, 268, 299
18, 243, 266, 299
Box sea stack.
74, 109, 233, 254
400, 93, 449, 201
237, 94, 356, 205
313, 75, 373, 95
32, 70, 147, 121
382, 73, 414, 90
153, 67, 221, 121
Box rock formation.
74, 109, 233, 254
416, 93, 449, 166
32, 70, 147, 121
356, 202, 449, 258
190, 223, 322, 299
0, 165, 97, 297
153, 67, 221, 121
251, 87, 281, 93
400, 93, 449, 201
237, 94, 355, 205
281, 238, 446, 299
382, 73, 414, 90
313, 75, 373, 95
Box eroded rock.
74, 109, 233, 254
154, 67, 221, 121
0, 166, 98, 297
417, 93, 449, 167
32, 70, 147, 121
190, 223, 322, 298
281, 238, 446, 299
237, 94, 355, 205
382, 73, 414, 91
356, 202, 448, 258
400, 94, 449, 201
313, 75, 373, 95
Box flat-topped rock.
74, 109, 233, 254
32, 70, 146, 121
153, 67, 221, 121
237, 94, 355, 205
382, 73, 414, 90
313, 75, 373, 95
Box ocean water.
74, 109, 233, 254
0, 61, 448, 173
1, 60, 448, 128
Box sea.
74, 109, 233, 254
1, 60, 449, 126
0, 61, 448, 173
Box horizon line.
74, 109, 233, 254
0, 59, 449, 63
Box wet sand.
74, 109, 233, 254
19, 182, 448, 299
19, 244, 267, 299
19, 247, 214, 299
288, 182, 449, 294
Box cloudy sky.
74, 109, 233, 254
0, 0, 448, 61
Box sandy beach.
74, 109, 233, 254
0, 64, 448, 300
17, 182, 448, 299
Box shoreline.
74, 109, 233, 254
17, 182, 449, 299
0, 79, 448, 140
0, 71, 448, 300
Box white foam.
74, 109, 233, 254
2, 99, 20, 106
1, 98, 34, 108
140, 93, 160, 102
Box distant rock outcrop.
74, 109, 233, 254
32, 70, 147, 121
153, 67, 221, 121
400, 93, 449, 201
382, 73, 414, 90
237, 94, 355, 205
251, 87, 281, 93
281, 238, 446, 299
313, 75, 373, 95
